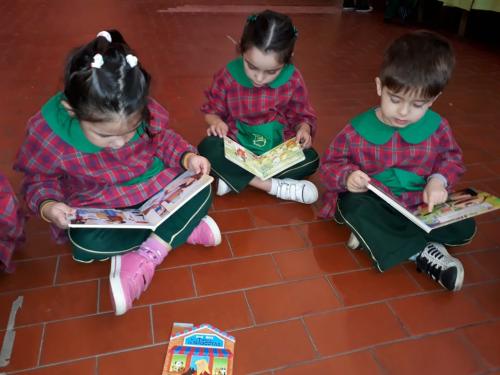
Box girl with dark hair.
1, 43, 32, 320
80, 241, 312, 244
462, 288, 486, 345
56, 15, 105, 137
15, 30, 221, 316
198, 10, 320, 204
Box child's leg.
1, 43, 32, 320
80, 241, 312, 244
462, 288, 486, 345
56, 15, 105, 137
197, 136, 254, 194
111, 185, 217, 315
256, 147, 320, 204
336, 191, 427, 271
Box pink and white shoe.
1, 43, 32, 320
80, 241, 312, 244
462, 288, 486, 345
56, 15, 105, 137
186, 215, 222, 247
109, 240, 167, 316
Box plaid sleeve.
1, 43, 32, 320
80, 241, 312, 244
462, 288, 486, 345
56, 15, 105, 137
319, 125, 360, 192
285, 70, 317, 137
431, 119, 465, 188
200, 68, 229, 119
148, 99, 196, 168
13, 116, 64, 214
0, 174, 25, 270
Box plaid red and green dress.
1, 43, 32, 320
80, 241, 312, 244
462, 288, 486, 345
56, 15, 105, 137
14, 96, 195, 243
319, 109, 465, 218
0, 173, 24, 271
201, 58, 317, 141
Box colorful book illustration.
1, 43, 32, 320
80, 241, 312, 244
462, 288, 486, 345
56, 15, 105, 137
67, 171, 213, 229
162, 322, 235, 375
367, 184, 500, 233
223, 136, 305, 180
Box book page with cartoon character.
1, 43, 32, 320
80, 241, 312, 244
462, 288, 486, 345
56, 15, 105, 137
223, 136, 305, 180
367, 184, 500, 233
413, 188, 500, 229
68, 171, 213, 229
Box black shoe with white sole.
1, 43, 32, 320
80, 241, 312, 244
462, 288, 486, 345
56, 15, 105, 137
416, 242, 464, 291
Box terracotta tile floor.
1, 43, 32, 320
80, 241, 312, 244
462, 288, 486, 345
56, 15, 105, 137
1, 1, 499, 374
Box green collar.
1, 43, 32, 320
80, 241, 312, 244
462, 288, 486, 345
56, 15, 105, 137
41, 92, 141, 153
350, 108, 441, 145
226, 57, 295, 89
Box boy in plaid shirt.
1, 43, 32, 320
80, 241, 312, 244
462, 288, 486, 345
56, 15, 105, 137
0, 173, 24, 273
198, 10, 319, 204
319, 31, 475, 291
15, 30, 221, 315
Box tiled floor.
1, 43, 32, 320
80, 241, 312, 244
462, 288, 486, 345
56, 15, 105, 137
1, 1, 499, 374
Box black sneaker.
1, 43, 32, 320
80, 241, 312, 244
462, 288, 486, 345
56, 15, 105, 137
416, 242, 464, 291
343, 0, 355, 10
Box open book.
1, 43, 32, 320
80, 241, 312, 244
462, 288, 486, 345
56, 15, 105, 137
367, 184, 500, 233
162, 322, 235, 375
67, 171, 213, 229
224, 136, 305, 180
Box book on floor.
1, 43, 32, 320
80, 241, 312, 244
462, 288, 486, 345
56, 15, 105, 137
367, 184, 500, 233
162, 322, 235, 375
223, 136, 305, 180
67, 171, 213, 229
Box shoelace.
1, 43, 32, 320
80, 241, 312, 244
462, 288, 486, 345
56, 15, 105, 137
417, 256, 443, 281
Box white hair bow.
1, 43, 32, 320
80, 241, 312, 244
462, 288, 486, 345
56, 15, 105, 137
90, 53, 104, 69
126, 54, 138, 68
96, 31, 112, 42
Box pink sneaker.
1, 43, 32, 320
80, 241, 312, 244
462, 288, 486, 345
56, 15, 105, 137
109, 240, 167, 316
186, 216, 221, 247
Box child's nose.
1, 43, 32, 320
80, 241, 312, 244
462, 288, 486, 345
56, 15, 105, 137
398, 103, 410, 116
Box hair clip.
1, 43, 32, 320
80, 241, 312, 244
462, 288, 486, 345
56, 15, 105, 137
96, 31, 112, 42
126, 54, 138, 68
293, 26, 299, 38
247, 14, 257, 22
90, 53, 104, 69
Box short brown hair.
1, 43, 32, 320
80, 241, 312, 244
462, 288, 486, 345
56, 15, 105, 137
379, 30, 455, 99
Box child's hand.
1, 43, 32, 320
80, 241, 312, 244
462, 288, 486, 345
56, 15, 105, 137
207, 121, 229, 138
346, 170, 370, 192
41, 201, 74, 229
296, 123, 312, 149
423, 177, 448, 212
187, 154, 211, 175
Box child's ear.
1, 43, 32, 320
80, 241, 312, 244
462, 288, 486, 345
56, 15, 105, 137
375, 77, 382, 96
60, 100, 75, 117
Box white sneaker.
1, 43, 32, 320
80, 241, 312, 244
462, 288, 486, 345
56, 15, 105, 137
216, 178, 231, 196
270, 178, 318, 204
347, 233, 361, 250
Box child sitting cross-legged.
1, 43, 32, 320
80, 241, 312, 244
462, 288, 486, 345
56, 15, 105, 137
319, 30, 476, 291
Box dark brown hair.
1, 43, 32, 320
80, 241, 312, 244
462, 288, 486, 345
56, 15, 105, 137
380, 30, 455, 99
239, 10, 297, 64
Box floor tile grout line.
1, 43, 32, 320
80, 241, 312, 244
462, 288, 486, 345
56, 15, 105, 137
384, 300, 412, 337
454, 328, 490, 372
368, 348, 389, 375
149, 305, 155, 344
252, 321, 500, 374
3, 276, 500, 333
96, 278, 101, 314
189, 265, 198, 297
299, 316, 320, 358
35, 322, 46, 367
242, 290, 257, 327
324, 273, 345, 307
